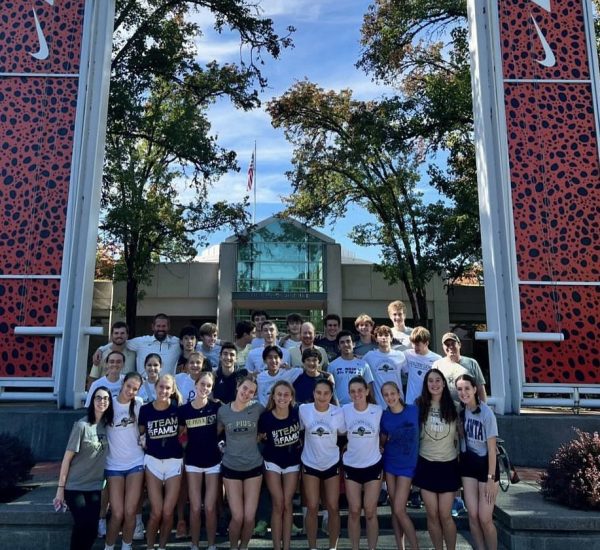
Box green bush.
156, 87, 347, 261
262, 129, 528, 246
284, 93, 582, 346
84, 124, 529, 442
0, 433, 35, 491
540, 429, 600, 510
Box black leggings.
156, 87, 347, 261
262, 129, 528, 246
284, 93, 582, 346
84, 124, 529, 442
64, 489, 101, 550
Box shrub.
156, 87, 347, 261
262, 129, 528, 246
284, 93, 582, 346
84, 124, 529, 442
540, 428, 600, 510
0, 433, 35, 491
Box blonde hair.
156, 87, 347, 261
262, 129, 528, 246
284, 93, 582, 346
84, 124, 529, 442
354, 314, 374, 328
387, 300, 407, 315
266, 381, 296, 411
154, 373, 183, 405
410, 326, 431, 344
186, 351, 205, 366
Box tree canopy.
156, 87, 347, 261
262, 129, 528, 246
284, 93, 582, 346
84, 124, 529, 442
101, 0, 293, 333
268, 0, 479, 323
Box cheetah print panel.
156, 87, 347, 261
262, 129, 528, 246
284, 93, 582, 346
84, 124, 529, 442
504, 82, 599, 282
520, 285, 599, 384
0, 1, 84, 377
499, 0, 589, 81
499, 0, 599, 384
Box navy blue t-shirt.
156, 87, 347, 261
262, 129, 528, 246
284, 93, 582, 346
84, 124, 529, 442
213, 367, 248, 404
178, 400, 222, 468
293, 372, 320, 404
258, 407, 302, 468
138, 401, 183, 460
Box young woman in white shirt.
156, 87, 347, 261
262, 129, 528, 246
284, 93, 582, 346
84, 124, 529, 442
342, 376, 383, 550
138, 353, 162, 403
104, 372, 144, 550
299, 378, 345, 550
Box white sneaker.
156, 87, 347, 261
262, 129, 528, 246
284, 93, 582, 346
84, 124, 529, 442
121, 543, 132, 550
97, 518, 107, 538
132, 521, 145, 540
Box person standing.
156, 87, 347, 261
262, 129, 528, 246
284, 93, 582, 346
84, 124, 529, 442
138, 353, 162, 404
53, 386, 113, 550
342, 377, 383, 550
315, 314, 342, 362
138, 374, 184, 550
456, 374, 499, 550
328, 330, 374, 405
217, 376, 265, 550
178, 371, 222, 550
213, 342, 249, 404
403, 327, 442, 405
87, 322, 136, 388
104, 373, 145, 550
387, 301, 413, 351
258, 381, 303, 550
299, 378, 345, 550
413, 369, 460, 550
85, 351, 126, 406
433, 333, 487, 402
293, 348, 334, 404
288, 322, 329, 369
234, 321, 256, 368
96, 314, 181, 375
353, 314, 378, 357
363, 326, 407, 409
245, 321, 291, 373
380, 381, 420, 550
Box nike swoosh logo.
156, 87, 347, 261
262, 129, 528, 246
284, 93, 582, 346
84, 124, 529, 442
30, 8, 49, 60
531, 16, 555, 68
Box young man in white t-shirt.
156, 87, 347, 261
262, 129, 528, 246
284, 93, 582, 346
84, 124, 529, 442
403, 327, 442, 404
328, 330, 374, 405
245, 321, 291, 373
387, 300, 413, 351
363, 325, 407, 408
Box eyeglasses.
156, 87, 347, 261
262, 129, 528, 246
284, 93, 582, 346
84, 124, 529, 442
94, 395, 110, 402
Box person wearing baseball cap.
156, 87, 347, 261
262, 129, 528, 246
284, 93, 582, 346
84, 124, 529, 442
433, 333, 487, 403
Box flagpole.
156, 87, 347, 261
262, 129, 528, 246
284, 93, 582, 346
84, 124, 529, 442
253, 140, 257, 224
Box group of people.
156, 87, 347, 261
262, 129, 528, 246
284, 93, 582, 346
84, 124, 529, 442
55, 301, 500, 550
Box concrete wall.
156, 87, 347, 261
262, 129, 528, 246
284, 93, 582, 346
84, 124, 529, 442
341, 264, 450, 345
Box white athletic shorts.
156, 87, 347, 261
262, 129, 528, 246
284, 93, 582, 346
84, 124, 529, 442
144, 455, 183, 481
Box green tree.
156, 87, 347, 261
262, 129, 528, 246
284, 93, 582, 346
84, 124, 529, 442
102, 1, 293, 334
267, 82, 478, 323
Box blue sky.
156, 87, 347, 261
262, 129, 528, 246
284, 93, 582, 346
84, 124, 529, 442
188, 0, 425, 262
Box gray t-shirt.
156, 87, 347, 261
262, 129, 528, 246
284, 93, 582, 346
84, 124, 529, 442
461, 402, 498, 457
217, 401, 265, 471
458, 356, 486, 386
65, 418, 109, 491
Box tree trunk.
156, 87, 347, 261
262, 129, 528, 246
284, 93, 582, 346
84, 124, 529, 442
126, 278, 139, 337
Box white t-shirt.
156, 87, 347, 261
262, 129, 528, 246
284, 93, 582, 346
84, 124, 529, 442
245, 345, 291, 373
403, 349, 442, 405
328, 356, 374, 405
85, 375, 124, 407
342, 403, 382, 468
461, 402, 498, 457
363, 349, 407, 408
138, 379, 157, 403
299, 403, 346, 470
392, 327, 413, 351
256, 367, 303, 406
175, 373, 197, 404
106, 397, 144, 470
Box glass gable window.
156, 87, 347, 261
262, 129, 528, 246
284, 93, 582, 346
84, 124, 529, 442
236, 220, 326, 292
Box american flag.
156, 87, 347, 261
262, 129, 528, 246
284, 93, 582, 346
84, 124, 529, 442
247, 153, 255, 191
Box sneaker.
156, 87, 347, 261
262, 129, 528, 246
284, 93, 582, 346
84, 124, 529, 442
408, 491, 422, 509
451, 496, 467, 517
190, 545, 200, 550
253, 520, 269, 537
176, 519, 188, 539
121, 543, 132, 550
291, 523, 304, 536
133, 521, 145, 540
97, 518, 107, 538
